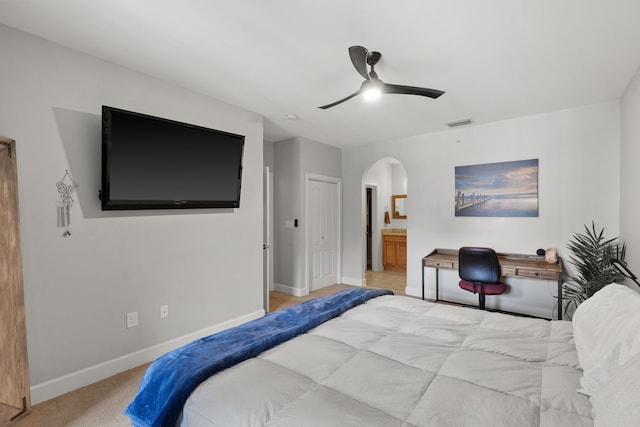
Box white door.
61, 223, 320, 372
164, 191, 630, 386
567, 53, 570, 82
309, 179, 338, 291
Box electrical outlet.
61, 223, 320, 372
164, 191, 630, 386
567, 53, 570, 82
126, 312, 138, 328
160, 305, 169, 319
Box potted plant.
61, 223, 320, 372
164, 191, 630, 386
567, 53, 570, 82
562, 222, 626, 318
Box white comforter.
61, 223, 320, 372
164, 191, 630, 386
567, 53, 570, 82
181, 295, 592, 426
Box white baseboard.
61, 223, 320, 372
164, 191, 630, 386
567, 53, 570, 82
30, 309, 265, 405
340, 276, 364, 286
405, 285, 423, 298
273, 282, 308, 297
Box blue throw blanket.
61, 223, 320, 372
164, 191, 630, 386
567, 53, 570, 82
124, 288, 393, 427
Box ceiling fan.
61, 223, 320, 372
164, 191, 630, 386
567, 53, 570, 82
318, 45, 445, 109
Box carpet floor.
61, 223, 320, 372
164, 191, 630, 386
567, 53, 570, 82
14, 363, 148, 427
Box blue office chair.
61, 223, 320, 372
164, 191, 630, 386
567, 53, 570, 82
458, 247, 507, 310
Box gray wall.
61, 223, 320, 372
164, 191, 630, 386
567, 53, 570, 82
273, 139, 301, 290
273, 137, 341, 294
264, 139, 275, 170
0, 24, 264, 402
621, 67, 640, 272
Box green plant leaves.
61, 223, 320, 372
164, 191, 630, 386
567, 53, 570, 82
562, 221, 626, 318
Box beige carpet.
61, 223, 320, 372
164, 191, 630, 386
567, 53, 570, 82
14, 364, 148, 427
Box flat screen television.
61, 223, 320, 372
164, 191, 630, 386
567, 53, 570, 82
101, 106, 244, 210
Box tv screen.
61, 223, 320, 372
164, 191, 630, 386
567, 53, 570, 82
101, 106, 244, 210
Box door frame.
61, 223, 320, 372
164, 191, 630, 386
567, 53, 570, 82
263, 167, 274, 313
304, 173, 342, 294
365, 185, 379, 271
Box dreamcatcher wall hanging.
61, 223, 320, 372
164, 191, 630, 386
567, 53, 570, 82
56, 169, 78, 237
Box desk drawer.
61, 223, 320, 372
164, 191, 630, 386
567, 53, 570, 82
516, 269, 558, 280
425, 259, 456, 269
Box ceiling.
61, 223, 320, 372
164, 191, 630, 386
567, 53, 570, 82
1, 0, 640, 148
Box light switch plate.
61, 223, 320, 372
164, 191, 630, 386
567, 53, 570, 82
126, 312, 138, 328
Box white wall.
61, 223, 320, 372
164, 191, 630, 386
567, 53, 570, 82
390, 163, 408, 229
621, 67, 640, 272
391, 163, 408, 193
0, 24, 264, 402
343, 102, 620, 318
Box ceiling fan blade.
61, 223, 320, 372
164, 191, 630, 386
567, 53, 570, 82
318, 89, 362, 109
348, 46, 370, 80
382, 83, 445, 99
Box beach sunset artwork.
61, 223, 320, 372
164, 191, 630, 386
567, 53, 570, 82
454, 159, 539, 217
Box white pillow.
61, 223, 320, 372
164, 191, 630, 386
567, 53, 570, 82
572, 283, 640, 397
592, 352, 640, 427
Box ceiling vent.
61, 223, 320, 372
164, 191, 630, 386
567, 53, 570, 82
446, 118, 472, 128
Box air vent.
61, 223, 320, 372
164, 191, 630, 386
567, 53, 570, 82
446, 118, 472, 128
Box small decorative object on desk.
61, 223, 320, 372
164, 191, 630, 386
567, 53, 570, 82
56, 169, 78, 237
545, 247, 558, 264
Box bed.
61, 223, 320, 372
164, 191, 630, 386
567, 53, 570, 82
125, 285, 640, 427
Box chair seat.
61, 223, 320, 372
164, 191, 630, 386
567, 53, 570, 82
459, 280, 507, 295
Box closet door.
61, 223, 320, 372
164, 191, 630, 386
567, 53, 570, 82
0, 137, 30, 423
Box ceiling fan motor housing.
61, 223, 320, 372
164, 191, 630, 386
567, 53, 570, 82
367, 51, 382, 66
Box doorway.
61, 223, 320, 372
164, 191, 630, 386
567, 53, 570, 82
366, 187, 372, 270
365, 185, 378, 271
362, 158, 407, 292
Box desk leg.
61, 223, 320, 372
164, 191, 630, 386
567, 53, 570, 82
421, 261, 440, 302
557, 278, 563, 320
421, 260, 425, 300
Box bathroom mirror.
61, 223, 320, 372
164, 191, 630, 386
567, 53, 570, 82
392, 194, 407, 219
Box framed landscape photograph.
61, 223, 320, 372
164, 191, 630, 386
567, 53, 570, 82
455, 158, 539, 217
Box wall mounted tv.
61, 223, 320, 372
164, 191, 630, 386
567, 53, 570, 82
101, 106, 244, 210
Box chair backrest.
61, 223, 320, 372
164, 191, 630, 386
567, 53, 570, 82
458, 246, 501, 283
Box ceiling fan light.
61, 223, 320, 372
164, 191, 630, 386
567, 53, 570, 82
363, 86, 381, 101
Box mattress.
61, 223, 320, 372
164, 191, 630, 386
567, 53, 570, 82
179, 295, 592, 426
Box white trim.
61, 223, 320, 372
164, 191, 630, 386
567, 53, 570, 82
264, 166, 274, 312
273, 282, 309, 297
30, 309, 264, 404
305, 173, 343, 293
340, 276, 365, 287
404, 286, 423, 298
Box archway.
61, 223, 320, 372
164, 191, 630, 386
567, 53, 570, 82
362, 157, 407, 294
